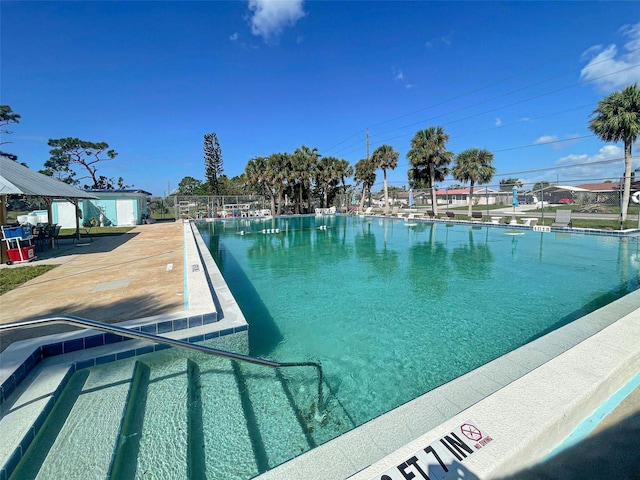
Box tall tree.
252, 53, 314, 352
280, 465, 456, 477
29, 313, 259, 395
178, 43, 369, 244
336, 158, 354, 210
204, 132, 223, 195
371, 144, 399, 213
589, 83, 640, 222
44, 137, 119, 188
245, 156, 271, 200
1, 104, 21, 161
532, 181, 551, 193
315, 156, 343, 208
0, 105, 20, 145
499, 178, 523, 191
407, 127, 453, 215
452, 148, 496, 217
292, 145, 320, 213
265, 153, 291, 215
177, 176, 203, 195
354, 157, 377, 211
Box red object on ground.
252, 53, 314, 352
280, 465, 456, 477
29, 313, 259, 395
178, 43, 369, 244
7, 245, 36, 262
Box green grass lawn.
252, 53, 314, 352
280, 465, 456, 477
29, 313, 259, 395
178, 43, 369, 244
0, 265, 59, 295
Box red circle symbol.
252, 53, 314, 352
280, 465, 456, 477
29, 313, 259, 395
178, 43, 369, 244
460, 423, 482, 442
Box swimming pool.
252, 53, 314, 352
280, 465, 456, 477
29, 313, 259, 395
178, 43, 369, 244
198, 216, 639, 427
3, 216, 638, 479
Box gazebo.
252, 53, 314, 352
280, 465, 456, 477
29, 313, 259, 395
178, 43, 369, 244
0, 155, 98, 262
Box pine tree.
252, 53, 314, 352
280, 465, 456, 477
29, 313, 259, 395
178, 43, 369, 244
203, 132, 223, 195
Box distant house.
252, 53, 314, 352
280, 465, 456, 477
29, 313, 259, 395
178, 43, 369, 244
52, 189, 152, 228
435, 187, 502, 206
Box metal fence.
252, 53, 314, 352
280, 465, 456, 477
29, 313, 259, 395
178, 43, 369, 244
171, 177, 640, 227
407, 178, 637, 213
172, 195, 268, 219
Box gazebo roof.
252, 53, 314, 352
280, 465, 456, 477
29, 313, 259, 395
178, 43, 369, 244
0, 156, 97, 199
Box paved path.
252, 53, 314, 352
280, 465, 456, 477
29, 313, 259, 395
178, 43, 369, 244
0, 221, 185, 351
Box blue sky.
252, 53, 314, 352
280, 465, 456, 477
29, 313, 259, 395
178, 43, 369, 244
2, 1, 639, 196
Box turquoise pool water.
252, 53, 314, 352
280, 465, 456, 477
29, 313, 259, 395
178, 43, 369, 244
198, 216, 640, 426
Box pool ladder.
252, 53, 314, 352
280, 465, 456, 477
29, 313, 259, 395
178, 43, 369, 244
1, 315, 326, 419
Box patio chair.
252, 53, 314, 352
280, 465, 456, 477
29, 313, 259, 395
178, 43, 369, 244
551, 209, 572, 228
445, 211, 456, 220
471, 211, 484, 222
51, 225, 61, 248
34, 224, 49, 251
359, 206, 373, 216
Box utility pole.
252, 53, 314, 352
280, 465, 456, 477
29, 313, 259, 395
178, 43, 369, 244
366, 129, 369, 160
366, 129, 371, 207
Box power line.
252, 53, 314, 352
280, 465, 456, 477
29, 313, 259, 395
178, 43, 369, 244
322, 48, 639, 159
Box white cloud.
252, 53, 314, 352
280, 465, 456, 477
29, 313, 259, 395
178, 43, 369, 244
557, 145, 622, 165
534, 135, 558, 145
494, 118, 502, 127
553, 145, 631, 179
247, 0, 306, 41
392, 68, 413, 89
580, 22, 640, 92
425, 31, 454, 48
534, 134, 583, 151
230, 32, 239, 41
522, 145, 628, 186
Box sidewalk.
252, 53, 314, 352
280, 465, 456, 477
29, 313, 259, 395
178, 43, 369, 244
0, 221, 186, 352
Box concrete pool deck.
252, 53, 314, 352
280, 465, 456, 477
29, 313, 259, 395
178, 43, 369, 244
1, 219, 639, 479
0, 221, 188, 352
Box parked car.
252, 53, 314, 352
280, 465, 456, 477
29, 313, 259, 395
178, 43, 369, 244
558, 198, 575, 204
517, 195, 534, 204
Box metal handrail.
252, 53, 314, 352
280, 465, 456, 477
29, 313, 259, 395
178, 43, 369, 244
1, 315, 325, 418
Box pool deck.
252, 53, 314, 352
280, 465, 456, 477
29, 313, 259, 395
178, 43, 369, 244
0, 221, 188, 352
1, 219, 640, 479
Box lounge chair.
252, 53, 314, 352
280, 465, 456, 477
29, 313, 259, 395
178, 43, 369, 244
424, 210, 437, 220
387, 206, 399, 216
359, 206, 373, 216
471, 211, 483, 222
551, 209, 572, 228
445, 211, 456, 220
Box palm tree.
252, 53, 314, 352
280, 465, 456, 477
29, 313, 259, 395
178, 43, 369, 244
354, 157, 377, 211
371, 144, 399, 213
292, 145, 319, 214
407, 127, 453, 215
245, 156, 271, 209
452, 148, 496, 217
315, 156, 343, 208
266, 152, 291, 215
336, 159, 354, 211
589, 83, 640, 222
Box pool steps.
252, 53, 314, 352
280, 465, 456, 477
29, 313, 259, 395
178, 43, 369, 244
109, 361, 150, 479
2, 345, 354, 479
9, 360, 137, 479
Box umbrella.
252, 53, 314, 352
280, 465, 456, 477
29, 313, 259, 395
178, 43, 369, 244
408, 189, 414, 207
512, 185, 519, 212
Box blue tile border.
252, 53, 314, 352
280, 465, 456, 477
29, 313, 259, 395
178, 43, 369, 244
0, 310, 226, 405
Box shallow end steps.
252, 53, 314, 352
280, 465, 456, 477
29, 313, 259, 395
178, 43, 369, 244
108, 361, 151, 479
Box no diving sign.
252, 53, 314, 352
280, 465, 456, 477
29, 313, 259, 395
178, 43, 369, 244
375, 420, 493, 480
